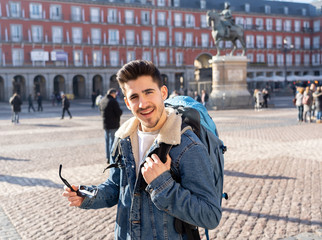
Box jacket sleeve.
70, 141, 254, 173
146, 140, 222, 230
112, 100, 123, 117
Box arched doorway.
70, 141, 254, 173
194, 53, 213, 93
92, 75, 103, 95
73, 75, 85, 98
0, 76, 4, 101
54, 75, 65, 95
12, 75, 26, 99
34, 75, 46, 98
110, 74, 122, 98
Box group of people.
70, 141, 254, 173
253, 88, 270, 111
9, 92, 72, 124
294, 83, 322, 123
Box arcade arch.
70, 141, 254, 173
13, 75, 26, 99
34, 75, 46, 97
73, 75, 85, 98
54, 75, 65, 95
93, 75, 103, 95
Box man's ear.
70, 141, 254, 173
124, 97, 131, 110
161, 85, 168, 101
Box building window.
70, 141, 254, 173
302, 8, 307, 16
108, 9, 117, 23
12, 49, 24, 66
294, 21, 301, 32
276, 19, 282, 31
142, 51, 151, 61
294, 37, 301, 49
10, 24, 22, 42
32, 26, 43, 43
255, 18, 263, 30
110, 51, 119, 66
10, 2, 21, 18
185, 14, 195, 28
126, 30, 135, 45
158, 12, 166, 26
266, 36, 272, 48
284, 7, 289, 15
176, 52, 183, 66
256, 54, 265, 63
247, 53, 253, 62
50, 5, 62, 20
141, 11, 150, 25
246, 35, 254, 48
276, 36, 282, 48
265, 5, 271, 14
284, 20, 291, 32
73, 50, 83, 66
200, 0, 206, 9
200, 15, 207, 28
235, 17, 244, 26
313, 20, 320, 32
108, 29, 119, 45
245, 3, 250, 13
125, 10, 134, 24
286, 54, 292, 66
312, 54, 320, 66
277, 54, 284, 66
201, 33, 209, 47
174, 13, 182, 27
71, 6, 81, 21
173, 0, 180, 7
90, 8, 100, 23
30, 3, 42, 19
295, 54, 301, 66
91, 28, 101, 44
142, 30, 150, 46
313, 36, 320, 49
245, 18, 252, 30
159, 52, 167, 66
266, 19, 272, 31
303, 21, 310, 32
127, 51, 135, 63
175, 32, 183, 47
267, 54, 274, 66
158, 31, 166, 46
304, 37, 310, 49
52, 26, 63, 43
256, 35, 264, 48
72, 27, 82, 44
93, 51, 102, 66
157, 0, 165, 6
185, 33, 193, 47
304, 54, 310, 66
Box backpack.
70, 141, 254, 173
302, 95, 310, 105
163, 96, 227, 240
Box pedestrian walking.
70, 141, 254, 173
194, 90, 201, 102
201, 89, 209, 107
295, 87, 304, 122
37, 92, 43, 111
62, 60, 222, 239
303, 86, 313, 123
91, 91, 97, 108
313, 86, 322, 123
262, 88, 270, 108
28, 94, 36, 112
254, 89, 264, 111
60, 94, 72, 119
99, 88, 123, 163
9, 93, 22, 124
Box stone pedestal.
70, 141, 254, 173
210, 56, 251, 109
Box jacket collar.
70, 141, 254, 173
115, 107, 182, 145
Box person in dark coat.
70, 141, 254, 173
91, 91, 97, 108
37, 92, 43, 112
28, 94, 36, 112
61, 94, 72, 119
99, 88, 123, 163
9, 93, 23, 124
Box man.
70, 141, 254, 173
62, 60, 221, 239
9, 93, 22, 124
60, 94, 72, 119
28, 94, 36, 112
201, 89, 209, 107
220, 2, 234, 37
37, 92, 43, 112
99, 88, 123, 163
194, 90, 201, 102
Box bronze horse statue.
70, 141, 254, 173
207, 10, 246, 57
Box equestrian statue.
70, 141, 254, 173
207, 3, 246, 57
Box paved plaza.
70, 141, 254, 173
0, 98, 321, 240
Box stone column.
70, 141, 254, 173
210, 56, 251, 109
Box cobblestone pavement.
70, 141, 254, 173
0, 100, 321, 240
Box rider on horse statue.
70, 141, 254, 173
220, 2, 235, 37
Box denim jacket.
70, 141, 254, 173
80, 108, 222, 239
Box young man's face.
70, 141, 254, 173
123, 75, 168, 132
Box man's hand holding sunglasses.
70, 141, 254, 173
62, 185, 85, 207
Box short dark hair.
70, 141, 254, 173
116, 60, 163, 94
107, 88, 117, 95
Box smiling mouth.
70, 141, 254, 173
139, 108, 154, 115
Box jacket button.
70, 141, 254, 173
132, 220, 140, 224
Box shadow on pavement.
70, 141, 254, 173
225, 170, 296, 180
223, 208, 322, 227
0, 156, 30, 162
0, 175, 63, 188
32, 124, 64, 128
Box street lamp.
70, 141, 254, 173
283, 38, 294, 84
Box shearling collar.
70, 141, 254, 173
115, 107, 182, 145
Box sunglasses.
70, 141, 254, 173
59, 164, 97, 197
